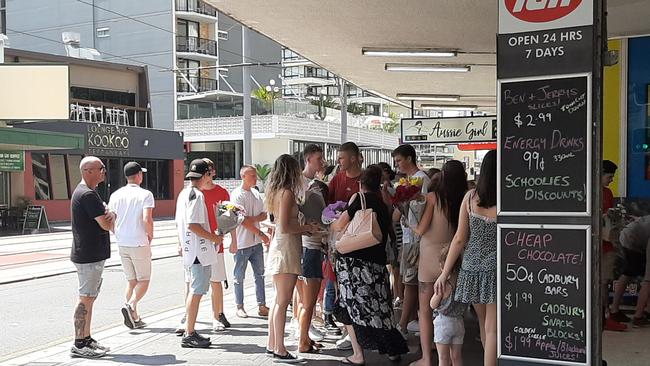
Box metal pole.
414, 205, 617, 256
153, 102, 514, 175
242, 25, 252, 165
410, 100, 415, 118
339, 80, 348, 143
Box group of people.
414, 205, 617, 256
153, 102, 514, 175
67, 143, 499, 365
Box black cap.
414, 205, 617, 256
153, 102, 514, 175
603, 160, 618, 175
124, 161, 147, 177
186, 159, 210, 178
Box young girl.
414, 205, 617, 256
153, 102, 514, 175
430, 245, 467, 366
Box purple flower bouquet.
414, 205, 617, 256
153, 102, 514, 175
322, 201, 348, 225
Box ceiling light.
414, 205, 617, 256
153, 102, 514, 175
396, 94, 460, 102
385, 64, 470, 72
421, 105, 477, 111
362, 48, 457, 57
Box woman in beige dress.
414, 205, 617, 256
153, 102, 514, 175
264, 154, 318, 363
410, 160, 467, 366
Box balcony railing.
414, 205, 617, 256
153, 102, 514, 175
69, 100, 151, 128
175, 0, 218, 17
176, 36, 217, 57
177, 76, 218, 93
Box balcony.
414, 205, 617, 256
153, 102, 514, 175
69, 100, 151, 128
176, 36, 218, 60
177, 76, 218, 93
175, 0, 218, 22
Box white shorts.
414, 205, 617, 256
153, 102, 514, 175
185, 253, 226, 283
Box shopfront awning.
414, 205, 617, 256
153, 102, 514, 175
0, 126, 85, 150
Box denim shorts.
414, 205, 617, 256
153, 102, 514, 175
74, 260, 105, 297
187, 264, 211, 295
434, 314, 465, 345
302, 248, 323, 279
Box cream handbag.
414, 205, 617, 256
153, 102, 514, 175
336, 193, 383, 254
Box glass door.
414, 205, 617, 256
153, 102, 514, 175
0, 171, 9, 207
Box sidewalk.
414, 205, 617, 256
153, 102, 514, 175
0, 220, 180, 284
0, 277, 485, 366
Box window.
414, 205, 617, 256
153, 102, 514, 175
67, 155, 82, 192
96, 158, 171, 201
187, 141, 242, 179
282, 48, 302, 61
70, 87, 136, 106
217, 30, 228, 40
283, 66, 299, 79
50, 155, 69, 199
177, 19, 199, 38
96, 27, 110, 38
0, 0, 6, 35
32, 153, 50, 200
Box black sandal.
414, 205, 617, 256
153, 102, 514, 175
341, 357, 365, 365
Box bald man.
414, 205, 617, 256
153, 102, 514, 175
70, 156, 116, 358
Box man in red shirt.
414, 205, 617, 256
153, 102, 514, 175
328, 142, 362, 204
601, 160, 627, 331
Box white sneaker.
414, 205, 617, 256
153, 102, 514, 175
308, 324, 325, 341
71, 344, 106, 358
213, 318, 226, 332
393, 297, 403, 309
336, 334, 352, 351
407, 319, 420, 333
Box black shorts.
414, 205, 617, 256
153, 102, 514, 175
623, 248, 647, 278
302, 248, 324, 279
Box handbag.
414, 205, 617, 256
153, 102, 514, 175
336, 193, 383, 254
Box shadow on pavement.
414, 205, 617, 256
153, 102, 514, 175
102, 353, 186, 365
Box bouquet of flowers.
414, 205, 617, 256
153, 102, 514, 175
215, 201, 246, 235
391, 176, 426, 274
322, 201, 348, 225
298, 181, 329, 237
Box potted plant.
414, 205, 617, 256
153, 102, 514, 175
255, 164, 272, 193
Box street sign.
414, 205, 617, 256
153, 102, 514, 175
0, 151, 25, 172
400, 116, 497, 144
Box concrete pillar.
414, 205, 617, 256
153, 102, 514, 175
242, 26, 252, 165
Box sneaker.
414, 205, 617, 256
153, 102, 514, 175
632, 316, 650, 327
309, 324, 325, 342
393, 297, 403, 309
407, 319, 420, 333
609, 311, 631, 323
236, 307, 248, 318
181, 331, 211, 348
273, 352, 304, 363
71, 344, 106, 358
324, 314, 342, 335
258, 305, 270, 317
213, 318, 226, 332
396, 324, 408, 340
336, 334, 352, 351
175, 315, 186, 335
87, 337, 110, 352
121, 304, 135, 329
604, 318, 627, 331
218, 313, 231, 328
133, 319, 147, 329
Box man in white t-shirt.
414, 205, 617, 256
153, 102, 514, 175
230, 165, 270, 318
175, 159, 223, 348
392, 144, 430, 336
108, 162, 154, 330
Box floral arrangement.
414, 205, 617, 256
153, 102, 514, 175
215, 201, 246, 235
391, 176, 424, 206
322, 201, 348, 225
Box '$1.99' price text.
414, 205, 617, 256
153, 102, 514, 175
504, 291, 534, 311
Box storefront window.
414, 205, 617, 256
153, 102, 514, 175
32, 153, 50, 200
67, 155, 82, 191
187, 141, 242, 179
96, 158, 171, 201
627, 36, 650, 197
50, 155, 69, 199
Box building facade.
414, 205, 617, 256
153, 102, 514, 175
2, 48, 184, 221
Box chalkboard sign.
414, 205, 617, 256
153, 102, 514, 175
498, 224, 590, 365
22, 205, 50, 234
498, 74, 591, 216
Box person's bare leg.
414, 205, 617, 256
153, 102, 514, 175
273, 274, 298, 355
344, 324, 365, 364
450, 344, 463, 366
436, 343, 452, 366
267, 301, 276, 351
400, 283, 418, 329
299, 278, 320, 351
210, 282, 224, 319
413, 282, 435, 365
294, 280, 304, 322
74, 297, 95, 340
125, 280, 136, 304
483, 303, 497, 366
473, 303, 487, 347
186, 294, 203, 334
128, 280, 150, 319
611, 275, 631, 313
